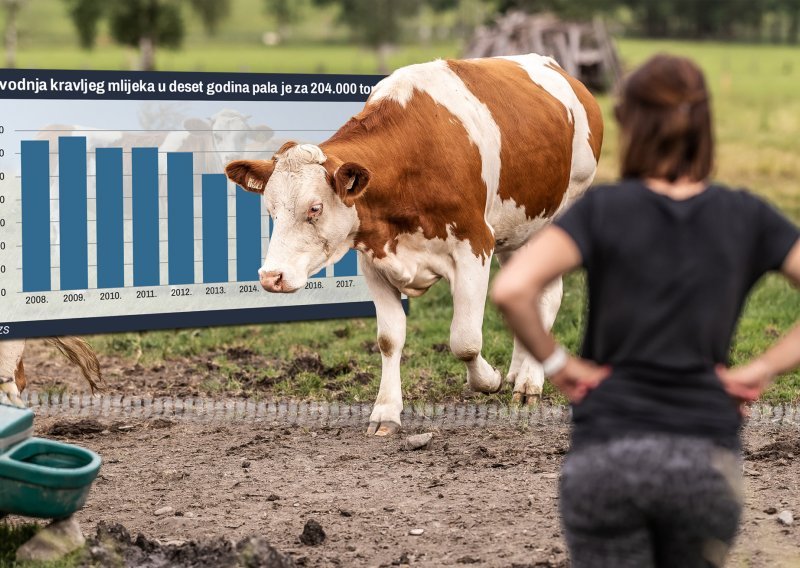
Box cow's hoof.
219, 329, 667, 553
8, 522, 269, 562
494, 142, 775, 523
511, 392, 541, 406
467, 364, 503, 394
366, 421, 400, 436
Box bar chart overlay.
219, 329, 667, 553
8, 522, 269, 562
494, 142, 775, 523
0, 71, 378, 339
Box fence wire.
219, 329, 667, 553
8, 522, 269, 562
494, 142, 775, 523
18, 391, 800, 430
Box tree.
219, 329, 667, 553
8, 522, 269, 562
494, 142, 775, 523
63, 0, 231, 71
189, 0, 231, 36
498, 0, 617, 19
1, 0, 23, 68
108, 0, 184, 71
314, 0, 458, 73
263, 0, 307, 41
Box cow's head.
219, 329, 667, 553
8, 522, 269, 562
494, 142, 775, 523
225, 142, 370, 292
186, 109, 274, 166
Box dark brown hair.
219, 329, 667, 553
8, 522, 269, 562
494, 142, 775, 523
616, 54, 714, 183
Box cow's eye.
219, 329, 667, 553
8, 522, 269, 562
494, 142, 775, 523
308, 203, 323, 219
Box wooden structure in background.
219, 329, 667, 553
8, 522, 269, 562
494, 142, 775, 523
464, 12, 623, 92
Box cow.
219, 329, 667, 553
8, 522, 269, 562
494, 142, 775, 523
0, 337, 101, 407
224, 54, 603, 436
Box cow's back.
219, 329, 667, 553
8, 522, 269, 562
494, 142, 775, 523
322, 54, 602, 259
447, 55, 602, 251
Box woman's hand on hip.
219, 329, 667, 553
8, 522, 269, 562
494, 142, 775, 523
715, 360, 773, 403
550, 358, 611, 404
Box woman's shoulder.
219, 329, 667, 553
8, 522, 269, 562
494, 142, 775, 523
580, 179, 650, 205
581, 180, 637, 197
706, 183, 772, 210
588, 180, 763, 206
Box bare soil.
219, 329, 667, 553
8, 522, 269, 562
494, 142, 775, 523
13, 340, 800, 566
7, 416, 800, 567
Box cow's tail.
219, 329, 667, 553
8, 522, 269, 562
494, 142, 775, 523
44, 337, 103, 393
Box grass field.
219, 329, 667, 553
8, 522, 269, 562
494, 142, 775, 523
8, 32, 800, 404
0, 522, 80, 568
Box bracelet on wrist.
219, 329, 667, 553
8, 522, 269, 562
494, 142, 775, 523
542, 345, 568, 377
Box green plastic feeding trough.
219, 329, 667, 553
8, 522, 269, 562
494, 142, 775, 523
0, 403, 101, 519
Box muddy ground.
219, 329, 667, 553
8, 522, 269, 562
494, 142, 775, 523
5, 415, 799, 568
21, 339, 244, 399
11, 340, 800, 566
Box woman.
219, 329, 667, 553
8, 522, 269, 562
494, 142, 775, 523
492, 54, 800, 567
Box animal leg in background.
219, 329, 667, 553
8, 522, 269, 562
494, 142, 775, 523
498, 269, 564, 405
450, 243, 502, 394
0, 339, 26, 407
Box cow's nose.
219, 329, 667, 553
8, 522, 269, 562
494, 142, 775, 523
259, 270, 284, 292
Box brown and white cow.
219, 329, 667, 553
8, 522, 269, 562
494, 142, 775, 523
225, 54, 603, 436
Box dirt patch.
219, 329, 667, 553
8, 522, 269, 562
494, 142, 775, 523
46, 419, 108, 438
5, 418, 797, 567
745, 433, 800, 462
46, 418, 175, 439
299, 520, 326, 546
80, 521, 296, 567
284, 353, 356, 381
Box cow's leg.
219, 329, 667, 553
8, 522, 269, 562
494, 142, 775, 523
0, 339, 26, 407
496, 253, 526, 386
362, 260, 406, 436
450, 247, 502, 394
510, 276, 563, 405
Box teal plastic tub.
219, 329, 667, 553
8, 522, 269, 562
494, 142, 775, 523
0, 437, 102, 518
0, 403, 102, 519
0, 403, 33, 452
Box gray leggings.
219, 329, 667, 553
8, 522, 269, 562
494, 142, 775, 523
559, 434, 743, 568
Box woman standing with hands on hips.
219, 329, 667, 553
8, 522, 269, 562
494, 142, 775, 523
492, 54, 800, 568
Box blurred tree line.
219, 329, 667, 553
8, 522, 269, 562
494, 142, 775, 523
501, 0, 800, 43
2, 0, 798, 70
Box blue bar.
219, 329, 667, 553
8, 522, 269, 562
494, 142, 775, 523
96, 148, 124, 288
202, 174, 228, 283
335, 250, 358, 277
132, 147, 159, 287
236, 186, 262, 281
21, 140, 51, 292
167, 152, 194, 285
58, 137, 88, 290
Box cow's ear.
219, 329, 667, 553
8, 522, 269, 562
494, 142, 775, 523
225, 159, 274, 194
333, 162, 371, 205
251, 124, 274, 143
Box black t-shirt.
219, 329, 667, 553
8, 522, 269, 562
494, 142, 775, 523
555, 180, 799, 449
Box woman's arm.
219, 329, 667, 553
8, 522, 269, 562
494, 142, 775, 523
491, 225, 609, 403
717, 239, 800, 401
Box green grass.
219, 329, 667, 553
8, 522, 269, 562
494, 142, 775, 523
0, 522, 80, 568
12, 43, 460, 74
8, 34, 800, 405
0, 523, 38, 567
